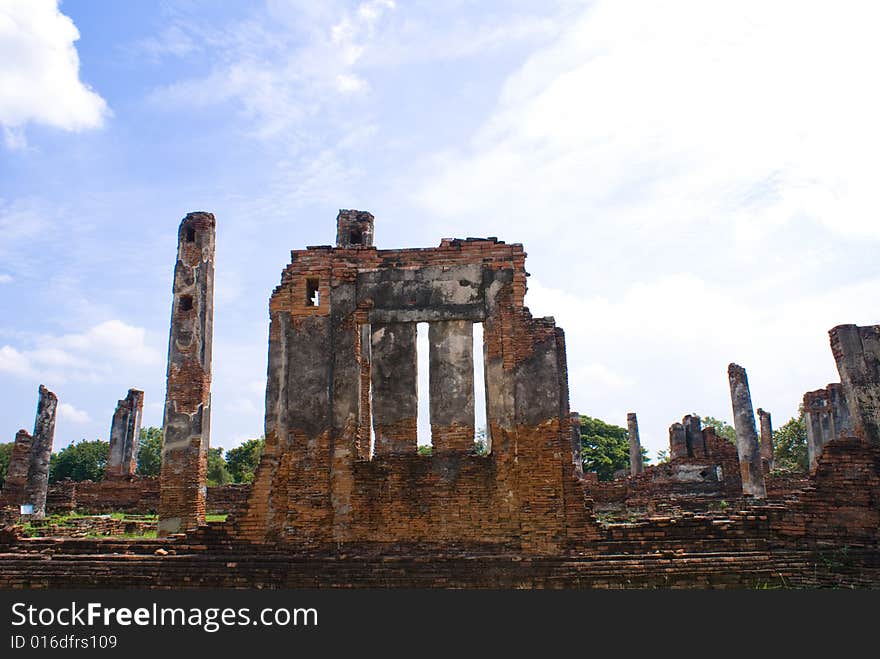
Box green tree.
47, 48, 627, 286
207, 447, 232, 486
226, 438, 265, 483
773, 412, 808, 472
417, 445, 433, 457
0, 442, 13, 489
701, 416, 737, 443
580, 415, 649, 481
136, 427, 163, 477
49, 439, 109, 482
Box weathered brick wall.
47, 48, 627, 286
44, 479, 249, 516
235, 229, 600, 553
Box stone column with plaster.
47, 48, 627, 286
371, 322, 418, 455
429, 320, 475, 452
683, 413, 705, 458
570, 412, 584, 478
106, 389, 144, 479
727, 363, 766, 498
25, 385, 58, 517
830, 324, 880, 445
158, 212, 215, 536
669, 422, 688, 460
627, 412, 644, 476
757, 408, 774, 472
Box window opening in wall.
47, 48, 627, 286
185, 227, 196, 242
350, 229, 363, 245
473, 322, 490, 455
306, 278, 320, 307
416, 322, 431, 453
179, 295, 193, 311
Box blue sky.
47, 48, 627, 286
1, 0, 878, 461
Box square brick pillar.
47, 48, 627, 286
428, 320, 475, 452
371, 322, 418, 455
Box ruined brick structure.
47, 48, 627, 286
803, 383, 851, 470
105, 389, 144, 479
234, 210, 598, 553
0, 386, 58, 517
158, 212, 215, 536
728, 364, 767, 498
830, 324, 880, 446
757, 408, 774, 472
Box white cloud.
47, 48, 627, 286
0, 320, 161, 384
0, 273, 12, 284
57, 401, 90, 424
0, 0, 108, 139
413, 0, 880, 242
0, 345, 33, 377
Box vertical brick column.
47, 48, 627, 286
669, 422, 687, 460
683, 414, 705, 458
830, 324, 879, 445
26, 385, 57, 517
0, 430, 33, 509
757, 408, 774, 472
106, 389, 144, 479
371, 322, 418, 455
428, 320, 475, 452
826, 383, 852, 440
728, 363, 766, 498
356, 323, 373, 459
158, 212, 215, 536
627, 412, 644, 476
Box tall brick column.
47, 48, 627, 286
106, 389, 144, 479
757, 408, 774, 472
26, 385, 58, 517
158, 212, 215, 536
683, 413, 705, 458
371, 322, 418, 455
830, 324, 880, 446
669, 422, 687, 460
627, 412, 644, 476
727, 363, 766, 498
428, 320, 475, 452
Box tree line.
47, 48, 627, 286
0, 413, 808, 488
0, 428, 265, 487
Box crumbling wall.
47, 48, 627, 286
804, 383, 851, 470
830, 324, 880, 446
234, 212, 599, 553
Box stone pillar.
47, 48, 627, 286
669, 422, 687, 460
428, 320, 475, 452
336, 209, 374, 248
757, 408, 774, 472
826, 383, 851, 440
371, 322, 418, 455
106, 389, 144, 479
0, 430, 33, 508
683, 413, 705, 458
627, 412, 644, 476
830, 324, 880, 445
158, 212, 215, 536
570, 412, 584, 478
804, 389, 828, 470
25, 385, 58, 517
727, 363, 766, 498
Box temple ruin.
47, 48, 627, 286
0, 385, 57, 517
1, 211, 879, 588
233, 210, 597, 553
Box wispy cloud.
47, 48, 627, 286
0, 320, 162, 384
